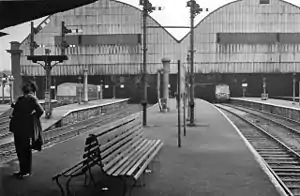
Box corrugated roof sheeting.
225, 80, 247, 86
20, 0, 178, 76
180, 0, 300, 73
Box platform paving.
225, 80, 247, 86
0, 99, 281, 196
0, 104, 9, 115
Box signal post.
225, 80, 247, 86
27, 21, 70, 119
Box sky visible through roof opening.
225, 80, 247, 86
0, 0, 300, 71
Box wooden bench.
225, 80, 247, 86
52, 113, 163, 196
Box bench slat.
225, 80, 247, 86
101, 129, 143, 163
97, 118, 140, 144
106, 139, 152, 176
112, 140, 156, 176
100, 124, 142, 157
133, 141, 164, 180
103, 139, 149, 174
126, 140, 162, 176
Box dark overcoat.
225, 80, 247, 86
9, 94, 44, 138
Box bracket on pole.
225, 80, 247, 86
27, 55, 68, 119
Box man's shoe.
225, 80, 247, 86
17, 173, 31, 179
13, 171, 22, 176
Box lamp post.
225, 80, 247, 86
186, 0, 208, 126
139, 0, 161, 126
293, 73, 296, 104
78, 76, 82, 104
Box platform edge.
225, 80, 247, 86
209, 102, 289, 196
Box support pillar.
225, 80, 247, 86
83, 68, 88, 103
161, 58, 170, 112
262, 77, 268, 100
299, 80, 300, 105
6, 41, 22, 101
293, 73, 296, 104
157, 70, 161, 109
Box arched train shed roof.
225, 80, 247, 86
179, 0, 300, 43
21, 0, 180, 45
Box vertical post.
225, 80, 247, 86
113, 85, 116, 99
83, 68, 88, 103
189, 0, 195, 126
293, 73, 296, 104
9, 81, 13, 104
162, 58, 171, 112
299, 80, 300, 105
1, 80, 5, 104
45, 62, 52, 119
100, 85, 103, 99
157, 70, 161, 105
177, 60, 181, 148
142, 1, 148, 126
61, 21, 66, 56
6, 41, 23, 101
30, 22, 35, 56
183, 89, 187, 137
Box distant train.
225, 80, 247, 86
56, 82, 101, 104
215, 84, 230, 103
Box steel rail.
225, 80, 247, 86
216, 104, 299, 196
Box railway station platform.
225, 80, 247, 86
0, 100, 58, 117
0, 99, 283, 196
0, 99, 129, 146
0, 105, 9, 115
231, 97, 300, 122
41, 98, 129, 131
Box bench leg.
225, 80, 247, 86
66, 177, 74, 196
134, 172, 146, 187
88, 167, 96, 187
55, 178, 66, 196
84, 172, 88, 187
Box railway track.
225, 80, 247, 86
0, 104, 143, 164
216, 104, 300, 196
0, 115, 10, 140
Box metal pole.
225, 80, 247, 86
45, 62, 52, 119
293, 73, 296, 104
83, 68, 88, 102
142, 2, 148, 126
177, 60, 181, 148
45, 50, 52, 119
61, 21, 66, 56
30, 21, 36, 56
189, 0, 195, 126
183, 91, 187, 137
299, 80, 300, 105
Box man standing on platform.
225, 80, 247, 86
9, 81, 44, 179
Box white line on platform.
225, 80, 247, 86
210, 102, 289, 196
